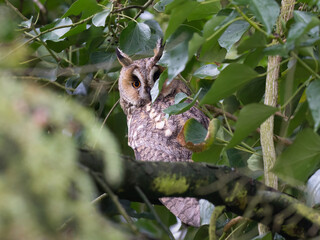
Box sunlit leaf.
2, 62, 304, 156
41, 18, 72, 42
150, 69, 168, 103
193, 64, 220, 79
273, 128, 320, 185
227, 103, 277, 149
92, 9, 110, 27
200, 64, 259, 105
306, 79, 320, 131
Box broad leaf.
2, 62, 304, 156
187, 0, 221, 21
92, 9, 110, 27
306, 79, 320, 131
273, 128, 320, 185
150, 69, 168, 103
248, 0, 280, 34
164, 0, 197, 41
193, 64, 220, 79
163, 88, 202, 115
218, 20, 250, 51
153, 0, 174, 12
200, 64, 259, 105
41, 18, 72, 42
227, 103, 277, 149
177, 118, 221, 152
62, 0, 102, 18
306, 169, 320, 207
119, 22, 151, 55
159, 26, 194, 81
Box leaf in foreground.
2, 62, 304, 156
273, 128, 320, 185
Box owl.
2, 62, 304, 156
116, 40, 209, 227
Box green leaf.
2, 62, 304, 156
153, 0, 173, 12
200, 64, 259, 105
92, 9, 110, 27
159, 26, 194, 81
178, 118, 221, 152
119, 22, 151, 55
184, 118, 207, 144
193, 64, 220, 79
237, 31, 267, 53
236, 76, 265, 104
247, 150, 263, 171
306, 79, 320, 131
62, 0, 102, 18
41, 18, 72, 42
218, 20, 250, 51
163, 88, 202, 115
248, 0, 280, 34
187, 0, 221, 21
174, 92, 188, 104
273, 128, 320, 185
227, 103, 278, 149
188, 33, 204, 60
20, 16, 33, 28
164, 0, 197, 41
150, 69, 168, 103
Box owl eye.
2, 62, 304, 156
153, 69, 161, 82
132, 76, 141, 89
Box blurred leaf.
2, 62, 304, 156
187, 0, 221, 21
153, 0, 174, 12
252, 232, 273, 240
273, 128, 320, 185
200, 64, 259, 105
174, 92, 188, 104
218, 20, 250, 51
119, 22, 151, 55
177, 118, 220, 152
306, 79, 320, 131
248, 0, 280, 34
247, 150, 263, 171
163, 88, 201, 115
41, 18, 72, 42
92, 9, 111, 27
227, 103, 277, 149
20, 16, 33, 28
62, 0, 102, 18
164, 0, 197, 40
193, 64, 220, 79
199, 200, 215, 226
306, 169, 320, 207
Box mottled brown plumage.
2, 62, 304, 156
116, 40, 209, 227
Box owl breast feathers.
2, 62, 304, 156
116, 40, 209, 227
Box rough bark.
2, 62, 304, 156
79, 150, 320, 239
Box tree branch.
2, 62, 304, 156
78, 151, 320, 239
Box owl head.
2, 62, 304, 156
116, 40, 164, 114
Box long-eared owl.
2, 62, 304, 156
116, 40, 209, 227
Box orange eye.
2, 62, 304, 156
132, 76, 141, 89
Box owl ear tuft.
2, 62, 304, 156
116, 48, 133, 67
152, 38, 164, 63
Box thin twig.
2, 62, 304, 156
90, 171, 140, 234
135, 186, 175, 240
134, 0, 154, 20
